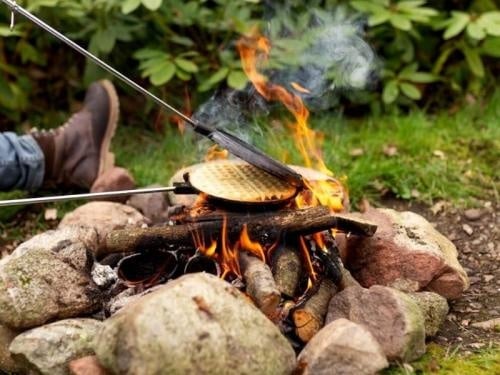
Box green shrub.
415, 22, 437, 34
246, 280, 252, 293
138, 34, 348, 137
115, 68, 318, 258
0, 0, 499, 126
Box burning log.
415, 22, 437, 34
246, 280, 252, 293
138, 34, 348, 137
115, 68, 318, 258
272, 244, 302, 298
239, 252, 280, 318
103, 206, 377, 255
292, 279, 337, 342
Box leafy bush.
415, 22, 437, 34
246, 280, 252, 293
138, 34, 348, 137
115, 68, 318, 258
350, 0, 500, 109
0, 0, 499, 127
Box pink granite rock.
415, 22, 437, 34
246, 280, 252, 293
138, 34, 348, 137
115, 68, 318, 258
327, 285, 426, 362
344, 207, 469, 299
90, 167, 136, 203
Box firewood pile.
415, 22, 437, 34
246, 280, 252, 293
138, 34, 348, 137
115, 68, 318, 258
105, 199, 376, 347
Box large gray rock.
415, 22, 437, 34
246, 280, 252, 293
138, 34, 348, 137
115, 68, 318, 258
0, 324, 20, 373
9, 318, 102, 375
0, 227, 100, 329
297, 318, 388, 375
59, 202, 146, 254
345, 207, 469, 299
95, 273, 296, 375
327, 285, 426, 362
408, 292, 449, 337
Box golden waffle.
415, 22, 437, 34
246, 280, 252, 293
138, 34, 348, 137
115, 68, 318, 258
188, 160, 297, 204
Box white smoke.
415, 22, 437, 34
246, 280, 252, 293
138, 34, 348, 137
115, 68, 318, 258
193, 6, 377, 153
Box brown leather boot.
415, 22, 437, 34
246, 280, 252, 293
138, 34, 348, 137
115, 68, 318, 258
32, 80, 119, 189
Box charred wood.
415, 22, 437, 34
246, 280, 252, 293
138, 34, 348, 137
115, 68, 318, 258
104, 207, 377, 255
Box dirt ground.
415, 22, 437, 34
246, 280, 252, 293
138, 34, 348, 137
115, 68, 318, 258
382, 198, 500, 353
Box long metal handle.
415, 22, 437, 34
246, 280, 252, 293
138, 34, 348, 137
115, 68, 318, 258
0, 186, 176, 207
0, 0, 205, 131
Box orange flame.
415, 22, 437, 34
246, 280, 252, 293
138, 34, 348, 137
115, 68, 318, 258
219, 216, 241, 279
240, 224, 266, 262
291, 82, 311, 94
192, 219, 279, 280
237, 32, 344, 213
204, 145, 229, 162
299, 236, 317, 283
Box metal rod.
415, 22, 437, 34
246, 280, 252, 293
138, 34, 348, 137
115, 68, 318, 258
0, 0, 199, 129
0, 186, 176, 207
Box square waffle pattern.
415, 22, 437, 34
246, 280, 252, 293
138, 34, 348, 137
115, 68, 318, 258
188, 160, 297, 203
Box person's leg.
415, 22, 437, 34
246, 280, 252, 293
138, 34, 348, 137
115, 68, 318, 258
0, 132, 45, 191
1, 80, 119, 193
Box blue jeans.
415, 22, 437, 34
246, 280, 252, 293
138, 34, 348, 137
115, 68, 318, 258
0, 132, 44, 191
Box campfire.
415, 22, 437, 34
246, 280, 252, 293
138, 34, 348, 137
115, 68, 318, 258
104, 32, 378, 348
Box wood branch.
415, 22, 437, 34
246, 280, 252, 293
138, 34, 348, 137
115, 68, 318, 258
239, 252, 280, 318
272, 244, 302, 298
292, 279, 337, 342
103, 206, 377, 255
339, 265, 361, 290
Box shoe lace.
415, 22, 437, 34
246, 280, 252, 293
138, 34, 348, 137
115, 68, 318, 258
31, 113, 77, 137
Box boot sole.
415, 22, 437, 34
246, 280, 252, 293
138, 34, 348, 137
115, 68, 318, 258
98, 80, 119, 177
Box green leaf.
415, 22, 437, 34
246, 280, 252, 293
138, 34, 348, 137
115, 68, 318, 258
350, 1, 385, 13
176, 69, 191, 81
399, 63, 418, 77
0, 26, 23, 37
368, 11, 391, 26
174, 58, 199, 73
400, 82, 421, 99
198, 67, 229, 92
121, 0, 141, 14
141, 58, 170, 77
382, 80, 399, 104
466, 22, 486, 40
169, 35, 195, 47
462, 45, 485, 77
94, 29, 115, 53
481, 37, 500, 57
478, 11, 500, 36
397, 1, 426, 9
141, 0, 162, 11
150, 61, 176, 85
403, 72, 438, 83
390, 14, 412, 31
205, 67, 230, 85
227, 71, 248, 90
443, 12, 470, 39
133, 49, 166, 60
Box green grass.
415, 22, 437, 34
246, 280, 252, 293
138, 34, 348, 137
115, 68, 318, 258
384, 344, 500, 375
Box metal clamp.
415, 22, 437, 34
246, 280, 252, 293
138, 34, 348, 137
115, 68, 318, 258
9, 0, 16, 30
